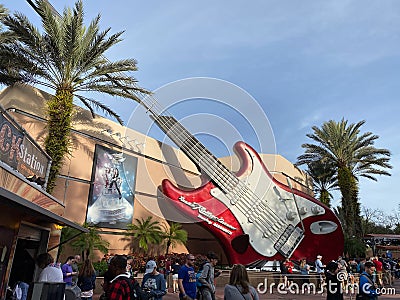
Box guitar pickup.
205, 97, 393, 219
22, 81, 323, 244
274, 225, 304, 258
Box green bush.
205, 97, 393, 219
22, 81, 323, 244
93, 261, 108, 276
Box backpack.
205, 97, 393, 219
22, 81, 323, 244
125, 278, 154, 300
196, 270, 203, 287
196, 264, 211, 300
356, 274, 374, 300
196, 262, 211, 287
383, 261, 390, 270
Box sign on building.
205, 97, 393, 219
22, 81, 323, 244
0, 107, 50, 185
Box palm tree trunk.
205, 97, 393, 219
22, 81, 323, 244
319, 189, 331, 207
352, 186, 363, 238
338, 166, 357, 238
45, 89, 73, 192
165, 239, 171, 256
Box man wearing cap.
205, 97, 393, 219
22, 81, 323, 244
178, 254, 197, 300
142, 260, 166, 300
315, 255, 326, 292
198, 252, 220, 300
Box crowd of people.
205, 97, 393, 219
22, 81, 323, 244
13, 250, 259, 300
279, 252, 400, 300
9, 249, 400, 300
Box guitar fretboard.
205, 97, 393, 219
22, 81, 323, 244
152, 115, 239, 193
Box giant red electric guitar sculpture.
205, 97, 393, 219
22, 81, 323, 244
148, 111, 343, 265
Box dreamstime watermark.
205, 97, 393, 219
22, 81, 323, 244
256, 271, 397, 296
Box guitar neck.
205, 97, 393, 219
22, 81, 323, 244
151, 114, 238, 192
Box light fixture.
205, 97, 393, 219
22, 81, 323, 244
101, 129, 113, 135
110, 132, 121, 138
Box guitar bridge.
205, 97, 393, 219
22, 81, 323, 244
274, 225, 304, 258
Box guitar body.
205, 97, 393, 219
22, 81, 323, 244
162, 141, 343, 264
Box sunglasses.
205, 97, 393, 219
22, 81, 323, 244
188, 258, 195, 261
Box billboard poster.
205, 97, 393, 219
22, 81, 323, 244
86, 144, 138, 229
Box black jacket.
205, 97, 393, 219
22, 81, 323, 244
77, 274, 96, 292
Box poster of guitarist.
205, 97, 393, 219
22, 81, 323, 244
86, 144, 138, 229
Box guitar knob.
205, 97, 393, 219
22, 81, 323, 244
299, 207, 307, 215
311, 205, 322, 215
286, 211, 296, 221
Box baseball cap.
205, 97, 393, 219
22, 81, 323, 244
145, 260, 157, 274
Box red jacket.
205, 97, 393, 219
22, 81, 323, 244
373, 259, 383, 272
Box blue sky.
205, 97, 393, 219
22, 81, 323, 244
6, 0, 399, 214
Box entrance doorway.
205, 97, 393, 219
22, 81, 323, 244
8, 238, 39, 288
6, 223, 50, 299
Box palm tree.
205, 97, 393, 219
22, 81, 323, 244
306, 158, 337, 207
71, 223, 109, 260
59, 222, 109, 260
162, 222, 188, 255
296, 119, 392, 238
125, 216, 163, 254
0, 5, 7, 25
0, 5, 14, 45
0, 0, 149, 192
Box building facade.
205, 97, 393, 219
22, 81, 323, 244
0, 84, 342, 295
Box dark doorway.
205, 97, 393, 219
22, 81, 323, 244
8, 239, 39, 294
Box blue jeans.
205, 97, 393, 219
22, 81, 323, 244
20, 282, 29, 300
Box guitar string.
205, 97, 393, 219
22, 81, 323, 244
142, 95, 288, 242
140, 95, 291, 242
156, 115, 286, 242
142, 95, 287, 229
143, 95, 289, 233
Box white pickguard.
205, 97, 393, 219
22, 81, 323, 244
210, 149, 325, 257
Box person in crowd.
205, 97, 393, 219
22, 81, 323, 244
358, 258, 366, 274
299, 258, 310, 291
337, 256, 348, 272
101, 259, 114, 299
37, 252, 63, 283
172, 259, 181, 293
72, 254, 81, 286
178, 254, 196, 300
223, 264, 259, 300
198, 252, 221, 300
315, 255, 326, 292
348, 258, 358, 274
62, 256, 77, 286
283, 257, 294, 288
126, 255, 134, 278
325, 261, 343, 300
106, 255, 134, 300
77, 259, 96, 300
279, 259, 288, 289
372, 257, 383, 287
395, 259, 400, 279
196, 260, 206, 300
142, 260, 166, 300
359, 261, 380, 300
